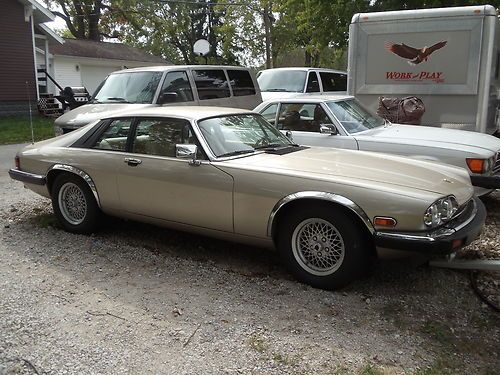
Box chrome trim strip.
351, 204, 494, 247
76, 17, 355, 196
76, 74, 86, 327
267, 191, 375, 237
47, 164, 101, 208
8, 168, 46, 185
376, 199, 478, 243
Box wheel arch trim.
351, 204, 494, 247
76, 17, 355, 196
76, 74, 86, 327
267, 191, 375, 237
47, 164, 101, 208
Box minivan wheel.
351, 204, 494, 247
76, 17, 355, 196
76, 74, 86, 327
52, 174, 100, 233
277, 206, 369, 290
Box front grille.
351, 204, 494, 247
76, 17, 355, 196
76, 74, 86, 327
493, 151, 500, 175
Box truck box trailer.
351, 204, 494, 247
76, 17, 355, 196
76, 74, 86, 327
348, 5, 499, 134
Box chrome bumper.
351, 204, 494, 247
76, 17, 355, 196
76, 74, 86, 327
8, 168, 46, 186
374, 197, 486, 255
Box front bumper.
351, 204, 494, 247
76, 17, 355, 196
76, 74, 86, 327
8, 168, 46, 185
374, 197, 486, 255
470, 174, 500, 189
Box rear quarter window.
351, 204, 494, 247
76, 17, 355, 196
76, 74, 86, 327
227, 70, 256, 96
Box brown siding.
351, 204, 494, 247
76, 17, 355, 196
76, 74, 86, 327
0, 0, 37, 101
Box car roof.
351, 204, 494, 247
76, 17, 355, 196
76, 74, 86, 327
112, 65, 252, 74
258, 67, 347, 74
261, 94, 353, 104
104, 106, 253, 121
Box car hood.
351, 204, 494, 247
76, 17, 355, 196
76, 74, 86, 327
355, 124, 500, 154
55, 103, 153, 127
220, 147, 472, 200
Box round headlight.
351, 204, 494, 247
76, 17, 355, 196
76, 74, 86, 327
424, 196, 459, 227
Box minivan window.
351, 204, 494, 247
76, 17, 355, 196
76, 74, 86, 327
93, 71, 163, 104
227, 70, 256, 96
257, 70, 307, 92
193, 69, 230, 100
320, 72, 347, 91
159, 71, 194, 103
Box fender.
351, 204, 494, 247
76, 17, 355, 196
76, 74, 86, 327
47, 164, 101, 208
267, 191, 375, 237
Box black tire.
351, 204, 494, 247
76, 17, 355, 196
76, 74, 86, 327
276, 205, 370, 290
51, 173, 100, 234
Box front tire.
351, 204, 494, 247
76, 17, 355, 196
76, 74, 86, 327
51, 174, 100, 233
277, 205, 369, 290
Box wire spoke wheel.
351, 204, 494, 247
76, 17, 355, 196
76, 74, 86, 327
58, 182, 88, 225
291, 218, 345, 276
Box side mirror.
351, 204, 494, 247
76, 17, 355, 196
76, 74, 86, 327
285, 130, 293, 140
176, 144, 201, 166
158, 92, 178, 105
319, 124, 338, 135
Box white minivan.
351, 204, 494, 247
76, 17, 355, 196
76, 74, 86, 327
55, 65, 262, 133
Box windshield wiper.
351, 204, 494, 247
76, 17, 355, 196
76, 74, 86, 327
218, 149, 255, 158
262, 88, 296, 92
104, 97, 130, 103
254, 143, 290, 150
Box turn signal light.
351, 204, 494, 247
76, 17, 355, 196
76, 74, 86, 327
14, 156, 20, 169
374, 217, 397, 227
466, 158, 485, 174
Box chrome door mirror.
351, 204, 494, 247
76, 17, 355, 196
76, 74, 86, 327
176, 144, 201, 166
285, 130, 293, 140
319, 124, 338, 135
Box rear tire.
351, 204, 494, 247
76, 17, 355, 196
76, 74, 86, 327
51, 174, 100, 233
277, 205, 369, 290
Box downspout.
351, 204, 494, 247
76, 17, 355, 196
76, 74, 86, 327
29, 7, 40, 101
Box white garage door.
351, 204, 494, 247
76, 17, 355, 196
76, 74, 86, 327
80, 65, 122, 96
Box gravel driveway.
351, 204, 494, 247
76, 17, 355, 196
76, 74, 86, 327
0, 143, 498, 375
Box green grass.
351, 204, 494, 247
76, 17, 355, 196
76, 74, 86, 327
0, 116, 55, 145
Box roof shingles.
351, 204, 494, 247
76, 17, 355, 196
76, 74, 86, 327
49, 38, 168, 64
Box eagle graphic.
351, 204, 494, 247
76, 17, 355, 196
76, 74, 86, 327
385, 41, 447, 65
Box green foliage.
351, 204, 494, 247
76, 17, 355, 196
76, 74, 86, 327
0, 116, 55, 145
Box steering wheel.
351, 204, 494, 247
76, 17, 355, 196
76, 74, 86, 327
254, 137, 270, 148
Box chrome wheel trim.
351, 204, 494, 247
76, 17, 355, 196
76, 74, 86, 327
58, 182, 87, 226
291, 218, 345, 276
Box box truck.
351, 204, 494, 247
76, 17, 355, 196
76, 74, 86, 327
348, 5, 500, 134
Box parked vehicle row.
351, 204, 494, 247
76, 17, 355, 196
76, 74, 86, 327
10, 106, 487, 290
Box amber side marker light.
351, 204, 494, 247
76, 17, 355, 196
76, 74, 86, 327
452, 239, 464, 250
466, 158, 485, 173
14, 156, 20, 169
374, 217, 397, 227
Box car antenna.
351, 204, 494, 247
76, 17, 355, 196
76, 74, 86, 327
26, 81, 35, 144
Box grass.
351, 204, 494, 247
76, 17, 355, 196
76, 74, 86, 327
0, 116, 55, 145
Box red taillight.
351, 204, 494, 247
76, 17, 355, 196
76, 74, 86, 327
15, 156, 20, 169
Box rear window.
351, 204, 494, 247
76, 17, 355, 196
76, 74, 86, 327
319, 72, 347, 91
227, 70, 256, 96
193, 69, 230, 100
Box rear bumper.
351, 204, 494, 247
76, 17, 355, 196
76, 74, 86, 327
470, 174, 500, 189
8, 168, 46, 185
374, 197, 486, 256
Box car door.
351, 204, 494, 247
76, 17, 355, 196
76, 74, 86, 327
275, 102, 358, 149
116, 117, 234, 232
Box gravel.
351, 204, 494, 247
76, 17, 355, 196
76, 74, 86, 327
0, 172, 498, 374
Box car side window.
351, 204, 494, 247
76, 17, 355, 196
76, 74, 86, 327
277, 103, 332, 132
227, 69, 256, 96
319, 72, 347, 91
93, 119, 132, 151
260, 103, 278, 125
159, 71, 194, 103
305, 72, 320, 93
192, 69, 230, 100
132, 118, 202, 158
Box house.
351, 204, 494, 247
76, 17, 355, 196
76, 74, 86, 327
0, 0, 168, 116
0, 0, 63, 116
38, 38, 169, 98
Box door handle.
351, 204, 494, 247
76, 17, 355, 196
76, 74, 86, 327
124, 157, 142, 166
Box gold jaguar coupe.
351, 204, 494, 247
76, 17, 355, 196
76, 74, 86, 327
9, 107, 486, 289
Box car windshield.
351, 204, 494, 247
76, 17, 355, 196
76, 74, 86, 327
257, 70, 307, 92
197, 114, 294, 158
326, 99, 385, 134
93, 71, 163, 104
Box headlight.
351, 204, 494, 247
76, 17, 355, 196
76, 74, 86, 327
424, 195, 459, 227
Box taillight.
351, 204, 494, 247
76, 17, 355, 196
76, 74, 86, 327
15, 156, 20, 169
